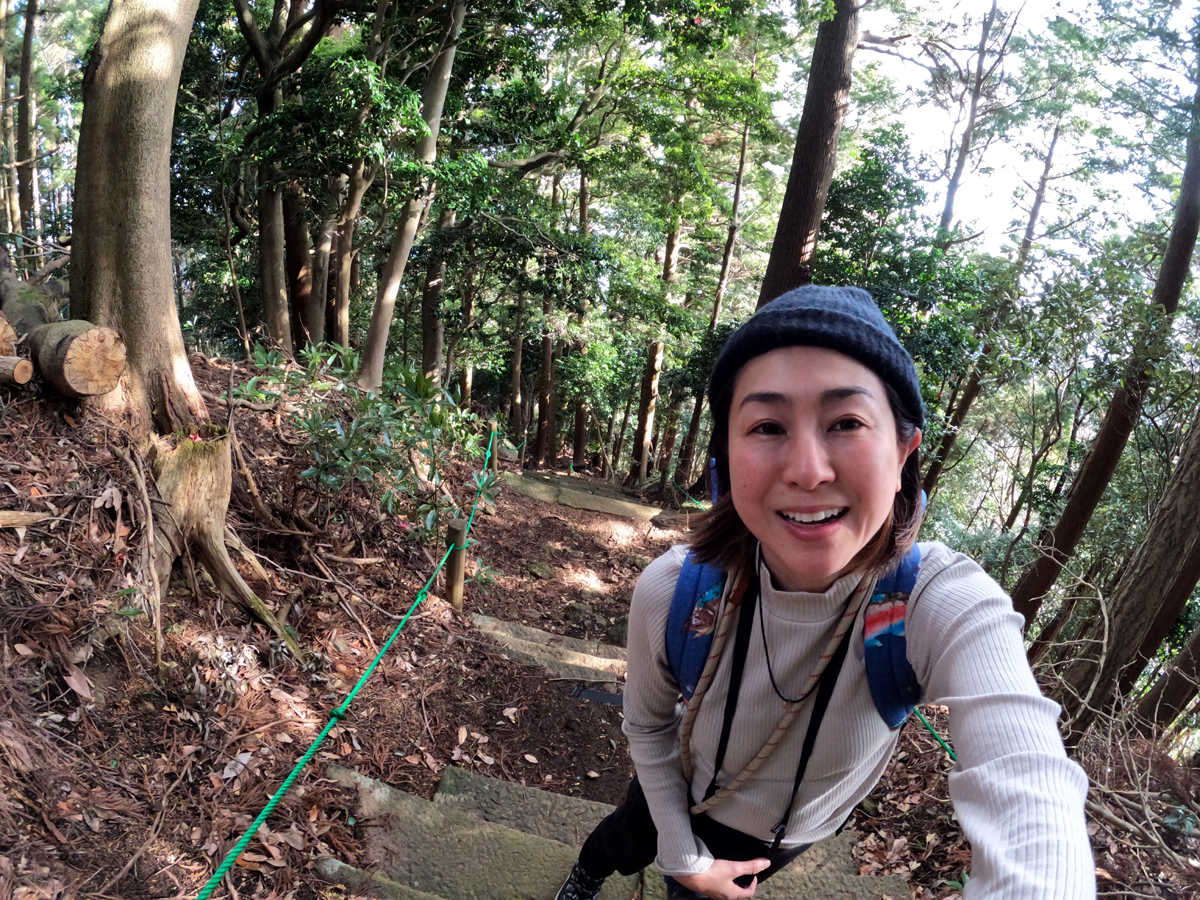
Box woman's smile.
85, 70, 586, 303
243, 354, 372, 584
726, 346, 921, 592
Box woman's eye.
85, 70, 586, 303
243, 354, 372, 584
751, 421, 785, 436
831, 418, 864, 432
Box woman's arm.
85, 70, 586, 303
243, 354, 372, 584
909, 545, 1095, 899
621, 546, 718, 877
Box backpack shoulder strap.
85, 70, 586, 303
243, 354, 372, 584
863, 544, 924, 729
667, 551, 726, 703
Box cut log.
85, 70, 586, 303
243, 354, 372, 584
0, 313, 15, 356
0, 356, 33, 385
27, 321, 126, 397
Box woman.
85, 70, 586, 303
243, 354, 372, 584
556, 286, 1093, 900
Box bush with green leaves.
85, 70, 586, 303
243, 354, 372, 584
231, 343, 497, 537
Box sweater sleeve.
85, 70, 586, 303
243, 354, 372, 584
621, 545, 716, 877
908, 544, 1095, 900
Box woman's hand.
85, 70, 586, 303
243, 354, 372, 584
672, 858, 770, 899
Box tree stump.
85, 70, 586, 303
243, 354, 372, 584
149, 426, 300, 657
27, 320, 126, 397
0, 356, 33, 385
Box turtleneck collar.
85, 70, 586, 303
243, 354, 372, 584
756, 545, 865, 624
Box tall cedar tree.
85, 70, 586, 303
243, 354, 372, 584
757, 0, 858, 306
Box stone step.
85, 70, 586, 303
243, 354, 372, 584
432, 765, 909, 900
502, 471, 661, 522
315, 858, 449, 900
322, 764, 639, 900
434, 763, 617, 848
473, 616, 627, 662
472, 614, 626, 683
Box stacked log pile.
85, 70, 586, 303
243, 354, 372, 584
0, 250, 125, 396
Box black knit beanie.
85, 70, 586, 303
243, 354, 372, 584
708, 285, 924, 445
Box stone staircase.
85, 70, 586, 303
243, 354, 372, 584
471, 614, 626, 684
316, 764, 909, 900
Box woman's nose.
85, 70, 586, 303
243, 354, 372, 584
783, 430, 835, 489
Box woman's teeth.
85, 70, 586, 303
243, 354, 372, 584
781, 508, 846, 524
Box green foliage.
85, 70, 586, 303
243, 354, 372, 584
290, 350, 486, 536
815, 125, 979, 381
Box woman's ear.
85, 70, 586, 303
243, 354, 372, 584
896, 428, 922, 492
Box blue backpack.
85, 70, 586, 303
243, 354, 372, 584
665, 546, 923, 729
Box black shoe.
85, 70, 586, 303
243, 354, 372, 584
555, 860, 607, 900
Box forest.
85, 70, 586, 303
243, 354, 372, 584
1, 0, 1200, 897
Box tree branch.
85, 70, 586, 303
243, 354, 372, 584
231, 0, 273, 74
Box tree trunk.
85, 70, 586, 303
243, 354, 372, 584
1135, 618, 1200, 734
257, 176, 292, 356
656, 396, 682, 494
922, 368, 983, 497
573, 398, 587, 467
547, 340, 563, 467
509, 292, 525, 442
627, 340, 664, 484
711, 120, 750, 325
16, 0, 35, 238
459, 241, 475, 405
1016, 120, 1060, 274
579, 169, 589, 235
938, 0, 997, 236
357, 0, 465, 390
421, 208, 455, 382
72, 0, 205, 435
757, 0, 858, 307
657, 397, 681, 473
1116, 520, 1200, 698
75, 0, 296, 658
309, 192, 338, 346
283, 182, 317, 349
1058, 404, 1200, 741
5, 70, 20, 245
0, 1, 10, 237
531, 293, 553, 466
662, 215, 680, 283
611, 387, 634, 477
332, 161, 370, 347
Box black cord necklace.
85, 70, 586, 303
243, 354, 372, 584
757, 586, 812, 704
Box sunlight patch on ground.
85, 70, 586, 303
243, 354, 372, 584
575, 518, 641, 548
560, 568, 608, 592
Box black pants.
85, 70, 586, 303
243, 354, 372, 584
579, 777, 810, 899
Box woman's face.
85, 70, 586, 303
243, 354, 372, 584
727, 346, 921, 593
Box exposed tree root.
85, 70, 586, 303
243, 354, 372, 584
146, 424, 301, 658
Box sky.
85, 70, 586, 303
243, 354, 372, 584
847, 0, 1194, 257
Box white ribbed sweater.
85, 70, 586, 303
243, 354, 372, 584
622, 542, 1095, 899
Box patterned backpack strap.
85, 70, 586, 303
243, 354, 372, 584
863, 544, 924, 729
666, 552, 727, 702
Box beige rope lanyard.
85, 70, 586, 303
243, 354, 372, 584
678, 564, 876, 817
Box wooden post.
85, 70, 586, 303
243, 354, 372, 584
446, 517, 467, 611
488, 418, 500, 474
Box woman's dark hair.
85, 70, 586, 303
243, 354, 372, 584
689, 379, 923, 581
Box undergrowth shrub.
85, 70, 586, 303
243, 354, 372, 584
232, 343, 497, 536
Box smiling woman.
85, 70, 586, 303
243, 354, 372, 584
724, 346, 920, 592
553, 285, 1094, 900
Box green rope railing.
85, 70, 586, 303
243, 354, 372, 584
670, 476, 707, 509
195, 431, 497, 899
914, 707, 957, 761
